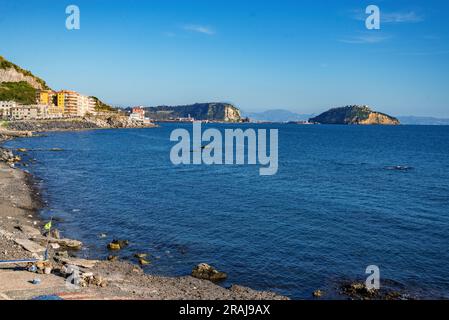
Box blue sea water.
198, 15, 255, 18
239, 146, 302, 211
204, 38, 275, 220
5, 124, 449, 299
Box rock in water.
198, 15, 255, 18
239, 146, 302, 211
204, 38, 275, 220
313, 290, 324, 298
191, 263, 228, 282
107, 239, 129, 250
107, 242, 121, 250
138, 258, 150, 266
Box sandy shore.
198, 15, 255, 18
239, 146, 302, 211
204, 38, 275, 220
0, 129, 288, 300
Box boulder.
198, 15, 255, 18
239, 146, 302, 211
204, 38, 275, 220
138, 258, 150, 266
107, 239, 129, 250
191, 263, 227, 282
107, 242, 121, 250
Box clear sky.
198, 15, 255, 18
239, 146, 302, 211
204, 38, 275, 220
1, 0, 449, 117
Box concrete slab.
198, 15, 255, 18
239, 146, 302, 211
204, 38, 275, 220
0, 270, 68, 299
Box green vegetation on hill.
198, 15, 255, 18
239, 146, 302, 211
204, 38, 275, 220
144, 103, 242, 122
0, 81, 37, 104
0, 56, 50, 90
90, 96, 117, 113
309, 105, 400, 125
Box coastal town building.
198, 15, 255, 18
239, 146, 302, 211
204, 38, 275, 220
129, 107, 152, 124
36, 89, 97, 117
0, 101, 18, 119
10, 105, 39, 120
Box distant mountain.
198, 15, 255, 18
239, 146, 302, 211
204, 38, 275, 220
398, 116, 449, 125
309, 105, 400, 125
141, 103, 243, 122
242, 109, 314, 123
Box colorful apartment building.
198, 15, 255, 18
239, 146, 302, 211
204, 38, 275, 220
36, 90, 97, 117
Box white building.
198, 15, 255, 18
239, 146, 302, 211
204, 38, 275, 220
10, 106, 39, 120
0, 101, 17, 119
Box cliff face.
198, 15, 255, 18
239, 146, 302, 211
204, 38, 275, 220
0, 56, 49, 90
144, 103, 243, 122
309, 105, 400, 125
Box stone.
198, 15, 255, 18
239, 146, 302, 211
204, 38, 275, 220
14, 238, 46, 253
340, 282, 378, 299
50, 243, 60, 250
107, 255, 118, 261
55, 251, 69, 258
191, 263, 227, 282
17, 225, 41, 237
107, 239, 129, 250
56, 257, 99, 269
107, 242, 121, 250
313, 290, 324, 298
31, 236, 82, 250
50, 229, 61, 239
138, 258, 150, 266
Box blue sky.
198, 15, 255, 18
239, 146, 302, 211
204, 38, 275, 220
1, 0, 449, 117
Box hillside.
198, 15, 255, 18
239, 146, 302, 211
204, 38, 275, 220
144, 103, 243, 122
309, 105, 400, 125
0, 56, 49, 90
0, 81, 37, 104
0, 55, 115, 110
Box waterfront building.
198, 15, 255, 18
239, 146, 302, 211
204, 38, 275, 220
10, 105, 39, 120
0, 101, 17, 119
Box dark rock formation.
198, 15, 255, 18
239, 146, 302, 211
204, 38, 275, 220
191, 263, 228, 282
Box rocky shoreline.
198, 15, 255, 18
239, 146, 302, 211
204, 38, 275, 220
0, 125, 288, 300
5, 115, 157, 132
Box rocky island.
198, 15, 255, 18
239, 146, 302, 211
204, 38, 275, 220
139, 103, 244, 122
309, 105, 400, 125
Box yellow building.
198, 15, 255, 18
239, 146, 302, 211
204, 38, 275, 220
36, 90, 53, 105
58, 90, 80, 116
57, 92, 65, 108
35, 90, 65, 116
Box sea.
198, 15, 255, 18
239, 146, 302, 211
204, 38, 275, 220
5, 123, 449, 299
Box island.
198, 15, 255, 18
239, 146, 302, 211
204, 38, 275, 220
309, 105, 400, 125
